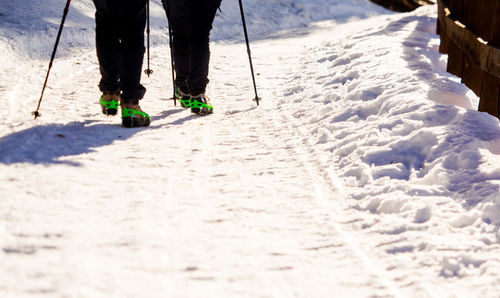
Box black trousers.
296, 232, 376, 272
93, 0, 147, 100
165, 0, 221, 96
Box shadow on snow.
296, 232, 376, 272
0, 108, 188, 166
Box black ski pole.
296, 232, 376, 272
144, 0, 153, 77
161, 0, 177, 106
168, 20, 176, 106
238, 0, 260, 105
32, 0, 72, 119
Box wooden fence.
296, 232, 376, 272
437, 0, 500, 117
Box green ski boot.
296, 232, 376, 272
190, 94, 213, 115
99, 90, 120, 116
175, 87, 192, 109
121, 99, 150, 128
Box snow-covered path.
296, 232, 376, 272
1, 1, 500, 297
1, 35, 401, 297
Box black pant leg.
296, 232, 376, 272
118, 2, 147, 100
166, 0, 192, 93
93, 0, 147, 100
188, 0, 221, 95
167, 0, 220, 95
94, 0, 120, 93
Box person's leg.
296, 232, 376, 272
114, 0, 149, 127
176, 0, 219, 115
187, 0, 221, 96
166, 0, 193, 94
93, 0, 120, 93
117, 0, 147, 101
93, 0, 149, 125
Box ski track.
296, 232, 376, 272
1, 5, 500, 298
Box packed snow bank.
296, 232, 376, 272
275, 5, 500, 273
213, 0, 390, 41
0, 0, 95, 59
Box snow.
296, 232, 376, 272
1, 0, 500, 297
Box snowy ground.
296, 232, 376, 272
1, 1, 500, 297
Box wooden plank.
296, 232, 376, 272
450, 0, 464, 20
438, 0, 500, 117
461, 0, 483, 96
465, 0, 496, 40
463, 57, 483, 96
484, 0, 500, 117
490, 1, 500, 47
438, 0, 453, 35
498, 88, 500, 117
447, 43, 464, 77
479, 72, 500, 116
463, 0, 481, 37
483, 1, 500, 117
438, 0, 449, 53
437, 0, 500, 78
447, 0, 465, 78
